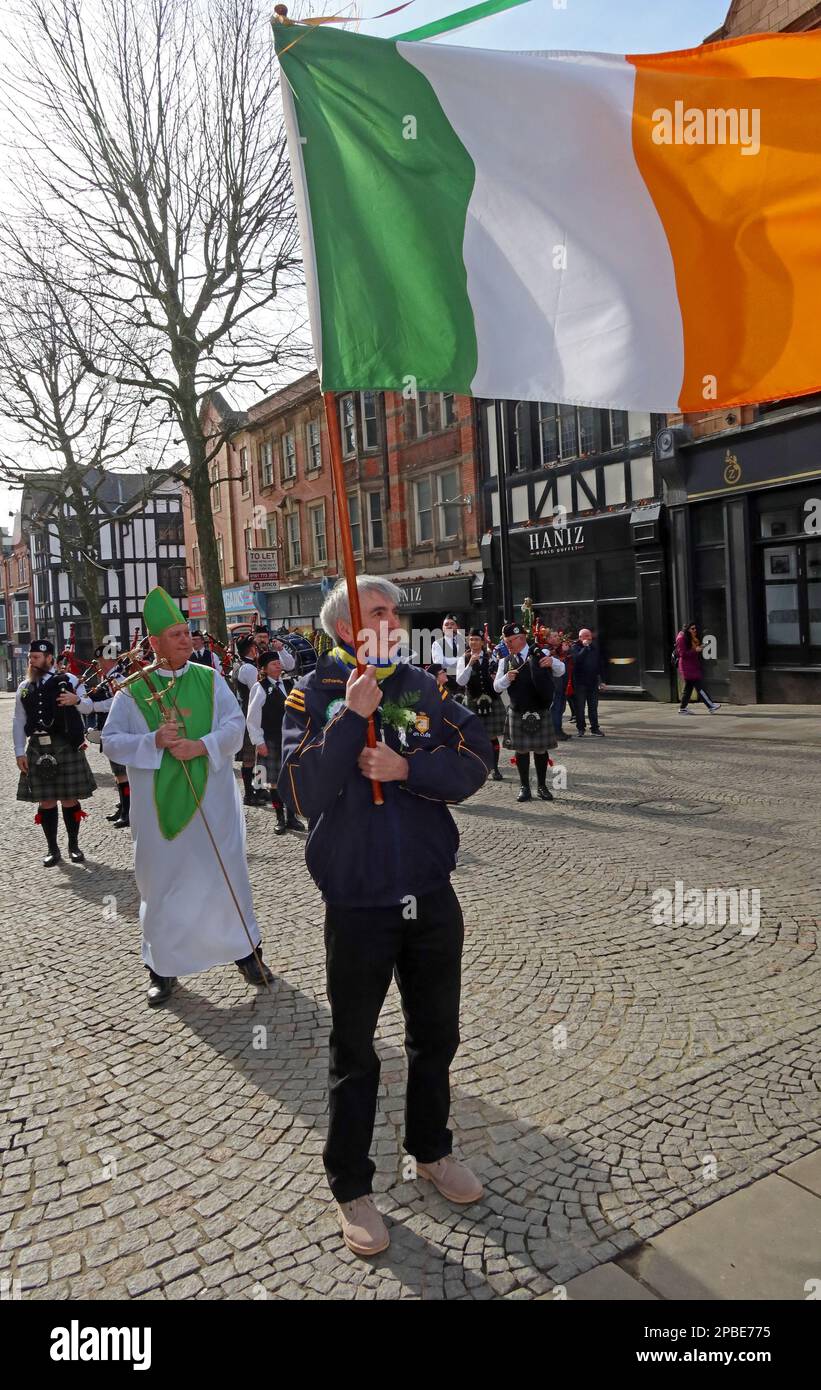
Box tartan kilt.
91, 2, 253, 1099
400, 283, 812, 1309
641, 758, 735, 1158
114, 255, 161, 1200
467, 693, 507, 739
502, 707, 558, 752
17, 735, 97, 803
236, 729, 256, 765
254, 747, 282, 790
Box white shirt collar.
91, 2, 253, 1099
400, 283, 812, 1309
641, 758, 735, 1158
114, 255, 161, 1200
155, 662, 190, 677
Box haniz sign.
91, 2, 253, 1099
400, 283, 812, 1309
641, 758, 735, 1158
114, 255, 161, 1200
528, 525, 585, 555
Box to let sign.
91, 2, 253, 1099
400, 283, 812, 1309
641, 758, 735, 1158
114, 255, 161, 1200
247, 548, 279, 578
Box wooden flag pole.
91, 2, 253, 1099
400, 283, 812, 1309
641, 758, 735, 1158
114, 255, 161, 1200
323, 390, 384, 806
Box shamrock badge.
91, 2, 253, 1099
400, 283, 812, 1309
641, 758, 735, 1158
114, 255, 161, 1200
380, 690, 421, 748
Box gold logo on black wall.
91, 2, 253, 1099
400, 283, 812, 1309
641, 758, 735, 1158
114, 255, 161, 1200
723, 449, 742, 485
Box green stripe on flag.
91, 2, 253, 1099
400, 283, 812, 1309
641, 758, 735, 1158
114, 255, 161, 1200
275, 24, 477, 393
394, 0, 532, 43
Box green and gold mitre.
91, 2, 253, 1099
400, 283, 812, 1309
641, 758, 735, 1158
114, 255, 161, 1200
143, 586, 186, 636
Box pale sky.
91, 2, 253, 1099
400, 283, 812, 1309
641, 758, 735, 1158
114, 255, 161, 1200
0, 0, 730, 527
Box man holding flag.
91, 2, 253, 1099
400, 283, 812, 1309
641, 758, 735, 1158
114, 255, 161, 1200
279, 576, 493, 1257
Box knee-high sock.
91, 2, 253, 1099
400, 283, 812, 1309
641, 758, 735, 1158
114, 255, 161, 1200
62, 802, 83, 847
533, 752, 548, 786
491, 739, 500, 769
517, 752, 530, 787
241, 767, 255, 797
270, 786, 283, 810
37, 805, 59, 849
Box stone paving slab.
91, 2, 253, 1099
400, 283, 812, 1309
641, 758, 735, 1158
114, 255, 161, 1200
616, 1171, 821, 1301
0, 698, 819, 1300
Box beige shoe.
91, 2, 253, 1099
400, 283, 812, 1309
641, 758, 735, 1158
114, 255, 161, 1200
416, 1156, 484, 1204
337, 1195, 390, 1256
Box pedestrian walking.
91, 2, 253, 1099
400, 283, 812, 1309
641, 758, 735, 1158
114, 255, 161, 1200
676, 622, 722, 714
80, 645, 132, 827
430, 615, 465, 700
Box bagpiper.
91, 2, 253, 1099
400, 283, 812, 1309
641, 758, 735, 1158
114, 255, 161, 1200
493, 621, 565, 803
455, 627, 506, 780
245, 648, 305, 835
13, 638, 97, 865
78, 644, 133, 828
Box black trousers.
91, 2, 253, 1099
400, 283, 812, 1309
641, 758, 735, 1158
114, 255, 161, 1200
575, 685, 600, 732
323, 884, 464, 1203
679, 680, 715, 710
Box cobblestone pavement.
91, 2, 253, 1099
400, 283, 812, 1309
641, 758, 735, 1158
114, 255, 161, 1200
1, 696, 819, 1301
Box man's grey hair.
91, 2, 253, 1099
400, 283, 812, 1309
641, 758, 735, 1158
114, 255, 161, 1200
320, 575, 403, 641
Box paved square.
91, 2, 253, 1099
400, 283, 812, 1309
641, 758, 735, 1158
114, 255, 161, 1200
1, 698, 818, 1300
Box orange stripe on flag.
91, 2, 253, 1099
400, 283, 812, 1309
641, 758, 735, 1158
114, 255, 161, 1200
628, 33, 821, 411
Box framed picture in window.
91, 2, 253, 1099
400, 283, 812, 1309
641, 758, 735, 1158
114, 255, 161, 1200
764, 548, 796, 580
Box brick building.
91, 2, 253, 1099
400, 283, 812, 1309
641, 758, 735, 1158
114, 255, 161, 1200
658, 0, 821, 703
0, 514, 34, 689
184, 376, 485, 640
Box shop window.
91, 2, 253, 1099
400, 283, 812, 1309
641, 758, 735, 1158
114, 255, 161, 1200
597, 553, 634, 599
693, 503, 724, 545
760, 506, 799, 538
695, 548, 725, 586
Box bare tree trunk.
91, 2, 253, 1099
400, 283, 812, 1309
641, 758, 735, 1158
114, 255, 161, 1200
185, 429, 228, 644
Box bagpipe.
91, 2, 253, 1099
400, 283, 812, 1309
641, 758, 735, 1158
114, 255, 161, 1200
201, 630, 233, 677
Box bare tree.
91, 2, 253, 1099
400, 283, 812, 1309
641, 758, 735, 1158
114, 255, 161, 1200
0, 256, 163, 649
2, 0, 307, 641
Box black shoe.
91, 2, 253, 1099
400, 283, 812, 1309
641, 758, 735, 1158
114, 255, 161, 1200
576, 730, 586, 737
591, 729, 606, 737
274, 807, 288, 835
236, 954, 275, 986
105, 803, 122, 821
536, 784, 554, 801
147, 973, 176, 1007
516, 786, 532, 803
43, 846, 62, 868
243, 794, 260, 807
491, 769, 504, 781
556, 731, 571, 741
285, 811, 306, 832
111, 812, 130, 828
68, 846, 85, 863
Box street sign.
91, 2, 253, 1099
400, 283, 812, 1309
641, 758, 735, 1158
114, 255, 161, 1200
247, 548, 279, 576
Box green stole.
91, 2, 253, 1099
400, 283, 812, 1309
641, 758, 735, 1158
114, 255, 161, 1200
129, 663, 215, 840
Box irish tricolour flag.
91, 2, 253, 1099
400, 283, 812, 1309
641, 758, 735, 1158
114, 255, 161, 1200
275, 24, 821, 412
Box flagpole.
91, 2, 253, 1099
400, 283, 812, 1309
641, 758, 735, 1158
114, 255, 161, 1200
323, 390, 384, 806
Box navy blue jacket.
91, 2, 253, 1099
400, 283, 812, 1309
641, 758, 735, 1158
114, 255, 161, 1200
278, 654, 493, 908
572, 641, 604, 687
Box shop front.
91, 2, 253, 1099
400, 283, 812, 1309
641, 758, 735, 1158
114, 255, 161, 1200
392, 575, 478, 642
485, 508, 671, 698
662, 408, 821, 704
267, 581, 327, 633
187, 586, 265, 634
